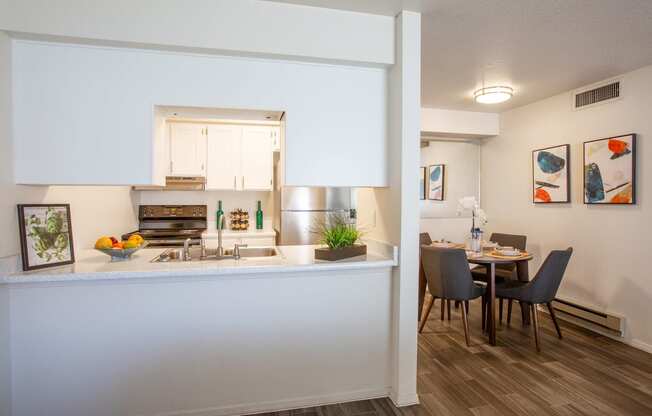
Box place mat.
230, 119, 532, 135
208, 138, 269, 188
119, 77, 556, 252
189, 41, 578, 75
430, 242, 465, 249
487, 250, 530, 260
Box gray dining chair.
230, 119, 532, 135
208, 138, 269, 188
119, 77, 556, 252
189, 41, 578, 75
419, 232, 453, 323
496, 247, 573, 352
419, 246, 486, 346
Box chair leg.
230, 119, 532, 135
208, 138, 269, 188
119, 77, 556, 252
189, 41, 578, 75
531, 304, 541, 352
464, 301, 470, 315
440, 298, 445, 320
507, 299, 513, 325
460, 300, 471, 347
520, 301, 528, 326
547, 302, 563, 339
481, 296, 486, 331
418, 295, 435, 333
455, 301, 461, 309
499, 298, 504, 324
447, 300, 451, 321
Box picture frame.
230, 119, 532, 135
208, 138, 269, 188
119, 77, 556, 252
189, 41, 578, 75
583, 134, 636, 204
428, 164, 445, 201
532, 144, 570, 203
17, 204, 75, 271
419, 167, 426, 200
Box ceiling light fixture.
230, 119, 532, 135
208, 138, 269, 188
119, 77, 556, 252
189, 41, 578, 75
474, 86, 514, 104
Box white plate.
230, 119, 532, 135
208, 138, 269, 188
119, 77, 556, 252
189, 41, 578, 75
496, 249, 520, 257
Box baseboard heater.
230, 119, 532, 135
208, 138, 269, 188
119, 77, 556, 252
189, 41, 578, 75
540, 298, 625, 338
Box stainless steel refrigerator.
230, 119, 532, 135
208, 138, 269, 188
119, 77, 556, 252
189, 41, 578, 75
274, 187, 355, 245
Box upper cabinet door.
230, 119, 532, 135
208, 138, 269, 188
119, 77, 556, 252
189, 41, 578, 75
206, 125, 242, 190
241, 126, 273, 191
169, 123, 207, 176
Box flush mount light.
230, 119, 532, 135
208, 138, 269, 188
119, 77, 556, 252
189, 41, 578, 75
474, 86, 514, 104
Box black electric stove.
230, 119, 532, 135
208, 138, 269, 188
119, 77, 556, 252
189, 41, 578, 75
122, 205, 207, 247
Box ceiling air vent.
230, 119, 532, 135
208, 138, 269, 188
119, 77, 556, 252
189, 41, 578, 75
574, 80, 620, 109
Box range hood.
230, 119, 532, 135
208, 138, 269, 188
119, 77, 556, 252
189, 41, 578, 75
133, 176, 205, 191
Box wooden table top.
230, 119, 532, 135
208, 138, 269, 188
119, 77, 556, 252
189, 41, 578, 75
426, 242, 533, 264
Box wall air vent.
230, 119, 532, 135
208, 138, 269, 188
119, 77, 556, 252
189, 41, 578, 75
574, 80, 620, 109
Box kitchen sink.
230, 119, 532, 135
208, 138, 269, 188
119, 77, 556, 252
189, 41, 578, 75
151, 246, 279, 262
223, 247, 279, 258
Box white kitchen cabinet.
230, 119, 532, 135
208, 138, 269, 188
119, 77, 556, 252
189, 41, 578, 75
206, 125, 241, 190
241, 126, 273, 191
205, 124, 273, 191
169, 123, 206, 176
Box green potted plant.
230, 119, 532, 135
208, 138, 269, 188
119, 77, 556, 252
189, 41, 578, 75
313, 214, 366, 261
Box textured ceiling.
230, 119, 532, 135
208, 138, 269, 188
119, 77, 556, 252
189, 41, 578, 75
267, 0, 652, 112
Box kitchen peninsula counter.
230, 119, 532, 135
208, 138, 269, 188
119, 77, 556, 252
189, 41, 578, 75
1, 243, 396, 285
1, 241, 397, 416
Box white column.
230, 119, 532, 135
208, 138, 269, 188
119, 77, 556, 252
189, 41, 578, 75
388, 10, 421, 407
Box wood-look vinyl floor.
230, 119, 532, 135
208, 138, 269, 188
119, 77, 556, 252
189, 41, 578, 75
249, 298, 652, 416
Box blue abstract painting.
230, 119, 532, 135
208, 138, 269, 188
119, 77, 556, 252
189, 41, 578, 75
584, 134, 636, 204
532, 144, 570, 203
428, 164, 445, 200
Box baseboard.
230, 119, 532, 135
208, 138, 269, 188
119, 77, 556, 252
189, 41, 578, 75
629, 339, 652, 354
388, 391, 420, 408
155, 388, 391, 416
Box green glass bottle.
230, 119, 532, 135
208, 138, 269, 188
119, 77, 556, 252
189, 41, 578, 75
256, 200, 263, 230
216, 200, 224, 230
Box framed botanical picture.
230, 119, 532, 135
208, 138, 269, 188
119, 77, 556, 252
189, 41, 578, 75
583, 134, 636, 204
17, 204, 75, 271
428, 164, 445, 201
419, 167, 426, 200
532, 144, 570, 203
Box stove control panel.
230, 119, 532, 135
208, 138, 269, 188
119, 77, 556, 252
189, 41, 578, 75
139, 205, 207, 219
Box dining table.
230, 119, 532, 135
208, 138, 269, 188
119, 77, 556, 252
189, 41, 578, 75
418, 242, 533, 346
466, 250, 533, 345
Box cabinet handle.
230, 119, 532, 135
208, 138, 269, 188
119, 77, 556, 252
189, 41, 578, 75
233, 176, 236, 190
242, 176, 245, 189
201, 163, 204, 171
170, 161, 173, 173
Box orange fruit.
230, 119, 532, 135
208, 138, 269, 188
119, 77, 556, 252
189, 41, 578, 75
123, 240, 139, 249
112, 242, 124, 249
95, 237, 113, 250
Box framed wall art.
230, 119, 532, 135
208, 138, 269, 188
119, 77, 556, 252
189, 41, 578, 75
419, 167, 426, 200
583, 134, 636, 204
428, 164, 445, 201
17, 204, 75, 271
532, 144, 570, 203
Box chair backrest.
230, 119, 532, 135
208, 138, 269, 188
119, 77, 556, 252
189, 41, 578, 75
421, 246, 477, 301
491, 233, 527, 272
419, 232, 433, 246
490, 233, 527, 250
522, 247, 573, 304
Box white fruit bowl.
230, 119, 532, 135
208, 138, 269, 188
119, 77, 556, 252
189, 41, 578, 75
96, 241, 148, 262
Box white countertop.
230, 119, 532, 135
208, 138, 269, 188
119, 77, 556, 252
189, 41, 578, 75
1, 244, 396, 285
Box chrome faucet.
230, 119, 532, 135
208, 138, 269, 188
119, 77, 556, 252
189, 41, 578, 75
233, 243, 248, 260
217, 214, 225, 257
183, 238, 192, 261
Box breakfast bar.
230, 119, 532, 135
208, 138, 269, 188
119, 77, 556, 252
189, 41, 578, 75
1, 244, 397, 416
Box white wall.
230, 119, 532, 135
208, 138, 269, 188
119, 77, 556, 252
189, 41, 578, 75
421, 108, 499, 137
420, 140, 480, 242
481, 65, 652, 351
0, 31, 12, 416
13, 40, 388, 187
0, 0, 394, 65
